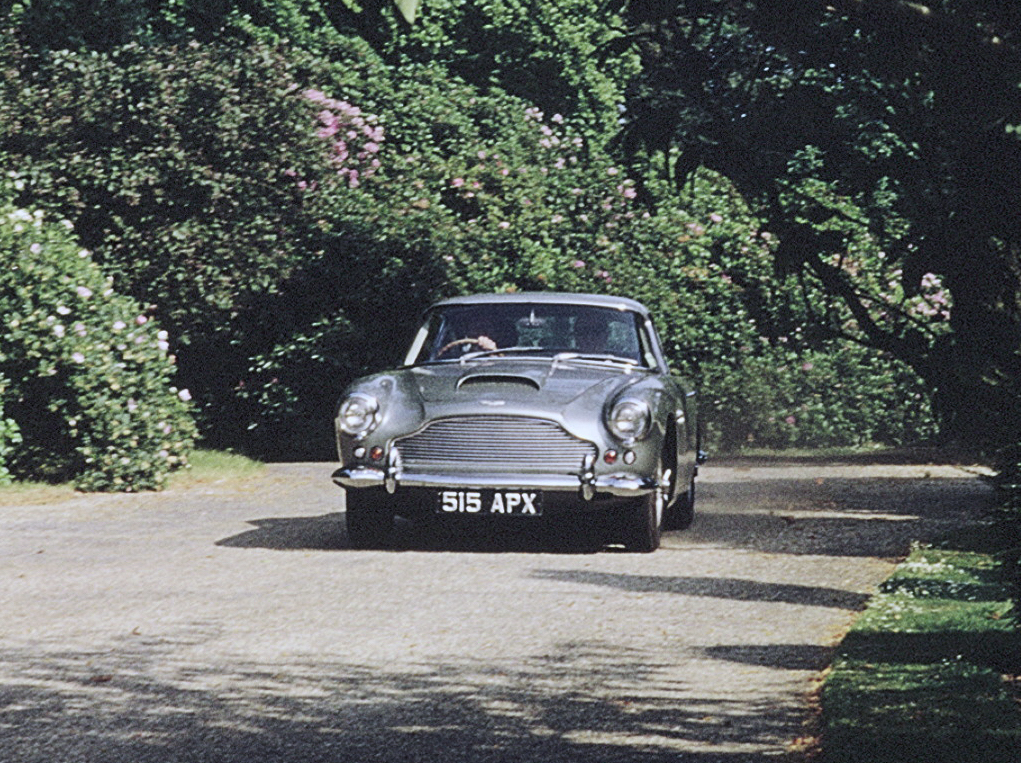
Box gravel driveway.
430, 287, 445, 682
0, 458, 995, 762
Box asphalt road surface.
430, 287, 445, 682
0, 458, 995, 762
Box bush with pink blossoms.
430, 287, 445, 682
0, 205, 196, 491
304, 88, 384, 188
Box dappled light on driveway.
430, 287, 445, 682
0, 458, 994, 761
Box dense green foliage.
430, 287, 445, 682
387, 0, 635, 135
0, 202, 195, 490
0, 0, 979, 477
612, 0, 1021, 450
991, 446, 1021, 584
0, 373, 20, 486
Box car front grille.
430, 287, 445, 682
395, 416, 595, 472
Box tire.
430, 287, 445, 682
620, 459, 666, 553
664, 477, 695, 531
344, 488, 394, 549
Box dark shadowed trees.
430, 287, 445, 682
612, 0, 1021, 448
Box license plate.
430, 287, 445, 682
436, 490, 542, 515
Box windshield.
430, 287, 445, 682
405, 303, 654, 367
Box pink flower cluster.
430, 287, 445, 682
913, 272, 951, 320
303, 89, 384, 189
881, 269, 951, 322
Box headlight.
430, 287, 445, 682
608, 399, 651, 442
337, 393, 381, 438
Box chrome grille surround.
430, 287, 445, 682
395, 416, 596, 473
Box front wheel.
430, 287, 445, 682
345, 488, 395, 549
663, 476, 695, 531
619, 463, 666, 553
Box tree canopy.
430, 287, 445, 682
612, 0, 1021, 447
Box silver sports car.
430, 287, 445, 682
332, 292, 704, 551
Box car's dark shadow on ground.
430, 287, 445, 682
215, 512, 349, 551
216, 512, 612, 554
0, 635, 816, 763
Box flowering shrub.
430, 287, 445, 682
822, 250, 954, 336
0, 38, 359, 446
704, 343, 938, 451
304, 88, 384, 188
0, 374, 20, 486
0, 206, 196, 490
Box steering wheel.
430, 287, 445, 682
436, 336, 497, 358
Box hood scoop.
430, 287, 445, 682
457, 373, 541, 392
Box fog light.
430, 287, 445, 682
369, 446, 385, 461
354, 447, 366, 459
623, 450, 637, 464
603, 450, 618, 465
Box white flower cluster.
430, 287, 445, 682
5, 207, 43, 234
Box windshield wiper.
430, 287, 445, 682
459, 346, 552, 362
552, 352, 640, 368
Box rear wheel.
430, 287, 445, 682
345, 488, 395, 549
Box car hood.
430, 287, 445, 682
409, 358, 647, 411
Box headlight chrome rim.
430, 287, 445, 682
608, 398, 651, 442
338, 393, 381, 438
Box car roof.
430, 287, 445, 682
429, 292, 651, 317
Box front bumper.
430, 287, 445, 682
332, 464, 656, 500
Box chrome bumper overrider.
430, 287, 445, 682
331, 466, 656, 499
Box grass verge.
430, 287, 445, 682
167, 448, 265, 489
0, 449, 264, 505
819, 527, 1021, 762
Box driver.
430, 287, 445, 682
436, 312, 502, 357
